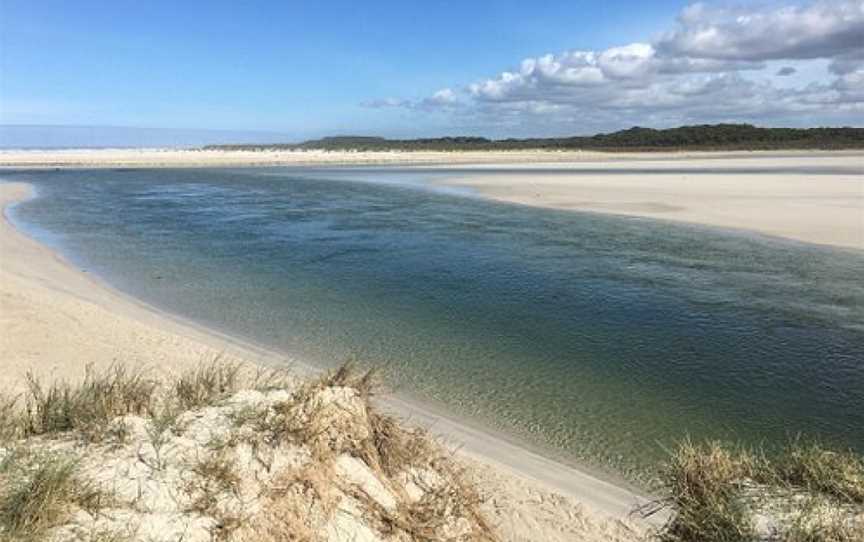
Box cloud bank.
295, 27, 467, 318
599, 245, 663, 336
367, 1, 864, 133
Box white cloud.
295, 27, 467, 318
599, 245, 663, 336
658, 1, 864, 61
360, 97, 411, 109
597, 43, 656, 79
362, 88, 462, 112
366, 1, 864, 132
422, 88, 459, 107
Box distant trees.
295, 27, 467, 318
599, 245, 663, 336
204, 124, 864, 152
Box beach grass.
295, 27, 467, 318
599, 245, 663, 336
1, 365, 159, 442
172, 358, 243, 411
0, 360, 497, 541
652, 438, 864, 541
0, 448, 107, 542
773, 438, 864, 504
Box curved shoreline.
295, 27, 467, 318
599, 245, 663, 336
0, 181, 652, 526
3, 149, 861, 250
433, 154, 864, 251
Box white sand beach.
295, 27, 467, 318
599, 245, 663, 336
0, 148, 618, 167
0, 181, 648, 540
0, 147, 858, 168
439, 153, 863, 250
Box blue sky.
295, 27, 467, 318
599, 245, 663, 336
1, 0, 862, 143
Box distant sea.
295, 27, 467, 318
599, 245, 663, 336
5, 167, 863, 482
0, 124, 294, 149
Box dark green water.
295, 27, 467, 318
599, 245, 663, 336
4, 167, 863, 481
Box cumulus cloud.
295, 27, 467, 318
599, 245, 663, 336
421, 88, 460, 108
598, 43, 656, 79
657, 1, 864, 61
367, 1, 864, 131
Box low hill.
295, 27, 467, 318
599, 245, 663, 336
204, 124, 864, 152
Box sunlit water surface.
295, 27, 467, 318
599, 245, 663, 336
5, 167, 863, 481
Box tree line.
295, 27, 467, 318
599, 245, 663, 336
204, 124, 864, 152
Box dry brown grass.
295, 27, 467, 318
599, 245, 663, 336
651, 439, 864, 542
324, 364, 495, 541
1, 360, 497, 542
227, 362, 496, 541
773, 438, 864, 504
237, 463, 340, 542
653, 439, 757, 542
362, 410, 437, 478
350, 465, 494, 542
782, 497, 864, 542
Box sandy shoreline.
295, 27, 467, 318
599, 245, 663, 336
439, 153, 864, 250
0, 147, 860, 168
2, 148, 861, 249
0, 181, 649, 540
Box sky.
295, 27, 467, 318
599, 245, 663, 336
1, 0, 863, 144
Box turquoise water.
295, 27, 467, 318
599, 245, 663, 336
4, 167, 863, 480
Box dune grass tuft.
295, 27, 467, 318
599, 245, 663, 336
773, 438, 864, 504
0, 448, 107, 542
655, 439, 757, 542
0, 396, 20, 442
3, 365, 159, 442
172, 358, 243, 411
652, 438, 864, 542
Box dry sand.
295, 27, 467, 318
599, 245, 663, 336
0, 148, 619, 167
440, 153, 864, 250
0, 181, 649, 540
0, 147, 857, 168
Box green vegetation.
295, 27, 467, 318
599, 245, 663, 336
0, 362, 292, 444
0, 449, 107, 542
652, 439, 864, 542
773, 439, 864, 504
172, 359, 242, 411
4, 365, 159, 442
204, 124, 864, 152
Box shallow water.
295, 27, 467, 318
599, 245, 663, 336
5, 167, 863, 480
